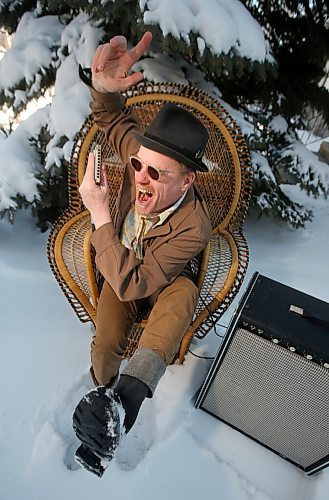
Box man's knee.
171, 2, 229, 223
139, 276, 199, 363
167, 275, 199, 312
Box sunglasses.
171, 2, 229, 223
129, 155, 190, 181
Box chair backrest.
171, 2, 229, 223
70, 82, 252, 233
47, 82, 253, 338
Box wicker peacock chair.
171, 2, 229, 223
47, 82, 253, 363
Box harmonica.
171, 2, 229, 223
93, 143, 102, 185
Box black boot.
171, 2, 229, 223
115, 374, 149, 433
72, 376, 148, 476
73, 386, 122, 477
73, 348, 165, 476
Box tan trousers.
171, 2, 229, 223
91, 275, 198, 386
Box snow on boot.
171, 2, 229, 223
72, 386, 124, 477
73, 349, 165, 476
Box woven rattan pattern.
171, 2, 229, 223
47, 82, 252, 358
62, 216, 91, 298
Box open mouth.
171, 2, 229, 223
137, 187, 153, 204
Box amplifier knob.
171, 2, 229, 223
323, 363, 329, 369
289, 346, 296, 352
305, 354, 313, 360
272, 338, 279, 344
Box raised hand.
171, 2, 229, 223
91, 31, 152, 93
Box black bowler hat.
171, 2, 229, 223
133, 103, 209, 172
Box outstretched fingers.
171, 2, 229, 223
90, 32, 152, 92
92, 45, 105, 73
109, 35, 128, 54
121, 71, 145, 90
128, 31, 153, 65
93, 36, 128, 72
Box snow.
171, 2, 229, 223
251, 150, 276, 183
1, 4, 329, 496
141, 0, 274, 62
297, 130, 328, 152
283, 140, 329, 192
0, 13, 104, 197
269, 115, 288, 134
0, 12, 64, 93
134, 52, 223, 99
1, 191, 329, 499
0, 106, 49, 209
46, 13, 104, 168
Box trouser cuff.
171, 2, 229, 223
121, 348, 166, 397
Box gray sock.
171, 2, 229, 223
122, 348, 166, 397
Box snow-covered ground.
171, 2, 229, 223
1, 186, 328, 500
0, 4, 328, 497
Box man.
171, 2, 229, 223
73, 31, 212, 476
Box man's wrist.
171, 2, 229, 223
79, 65, 111, 94
91, 210, 112, 229
92, 77, 111, 94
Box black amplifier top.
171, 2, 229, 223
239, 273, 329, 365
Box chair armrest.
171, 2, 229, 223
191, 229, 249, 339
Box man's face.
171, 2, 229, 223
133, 146, 195, 216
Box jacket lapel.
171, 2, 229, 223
114, 166, 136, 230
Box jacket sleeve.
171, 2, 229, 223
89, 88, 141, 164
79, 65, 141, 163
89, 215, 211, 301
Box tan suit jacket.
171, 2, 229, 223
89, 88, 212, 302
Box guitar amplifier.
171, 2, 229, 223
195, 272, 329, 475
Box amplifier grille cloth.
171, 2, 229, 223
202, 328, 329, 467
